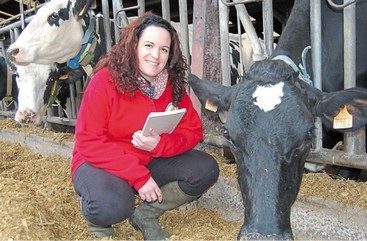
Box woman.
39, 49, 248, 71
71, 12, 219, 240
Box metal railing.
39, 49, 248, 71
218, 0, 270, 86
308, 0, 366, 170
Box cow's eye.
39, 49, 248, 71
223, 128, 230, 140
306, 128, 314, 140
51, 12, 59, 19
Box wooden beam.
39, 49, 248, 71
190, 0, 221, 115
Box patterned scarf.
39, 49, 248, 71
138, 69, 168, 99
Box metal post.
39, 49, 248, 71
101, 0, 112, 50
9, 29, 15, 43
237, 15, 244, 78
112, 0, 128, 42
19, 0, 25, 30
162, 0, 171, 21
13, 27, 20, 39
179, 0, 190, 65
69, 83, 77, 119
219, 0, 231, 86
311, 0, 323, 150
262, 0, 273, 57
138, 0, 145, 16
343, 1, 365, 155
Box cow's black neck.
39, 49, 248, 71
271, 0, 311, 65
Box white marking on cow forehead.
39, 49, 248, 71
252, 82, 284, 112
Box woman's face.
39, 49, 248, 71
137, 26, 171, 81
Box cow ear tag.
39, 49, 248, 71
59, 74, 69, 80
205, 99, 218, 112
333, 105, 353, 129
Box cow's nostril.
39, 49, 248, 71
19, 110, 37, 123
10, 48, 20, 56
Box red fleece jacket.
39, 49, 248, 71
71, 67, 203, 190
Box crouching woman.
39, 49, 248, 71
70, 12, 219, 240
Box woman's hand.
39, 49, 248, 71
131, 129, 161, 151
138, 176, 163, 203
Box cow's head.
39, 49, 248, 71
189, 60, 367, 240
7, 0, 91, 65
15, 63, 54, 125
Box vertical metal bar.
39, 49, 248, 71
179, 0, 190, 65
102, 0, 112, 51
13, 27, 21, 39
311, 0, 323, 150
343, 1, 365, 154
69, 83, 77, 119
19, 0, 25, 30
138, 0, 145, 16
0, 40, 5, 57
219, 0, 231, 86
162, 0, 171, 21
262, 0, 273, 57
9, 29, 15, 43
113, 0, 128, 42
237, 15, 244, 78
58, 104, 63, 118
343, 3, 356, 89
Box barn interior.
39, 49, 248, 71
0, 0, 295, 38
0, 0, 367, 239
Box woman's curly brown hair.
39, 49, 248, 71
94, 12, 188, 106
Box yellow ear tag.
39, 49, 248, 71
205, 99, 218, 112
333, 106, 353, 129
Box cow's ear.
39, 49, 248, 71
73, 0, 91, 19
315, 87, 367, 132
188, 73, 234, 112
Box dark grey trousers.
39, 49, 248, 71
72, 149, 219, 226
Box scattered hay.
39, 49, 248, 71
300, 172, 367, 208
0, 140, 240, 240
0, 178, 55, 240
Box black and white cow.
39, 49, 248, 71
3, 61, 83, 125
189, 62, 367, 240
189, 0, 367, 239
7, 0, 93, 65
14, 63, 54, 124
4, 0, 106, 125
